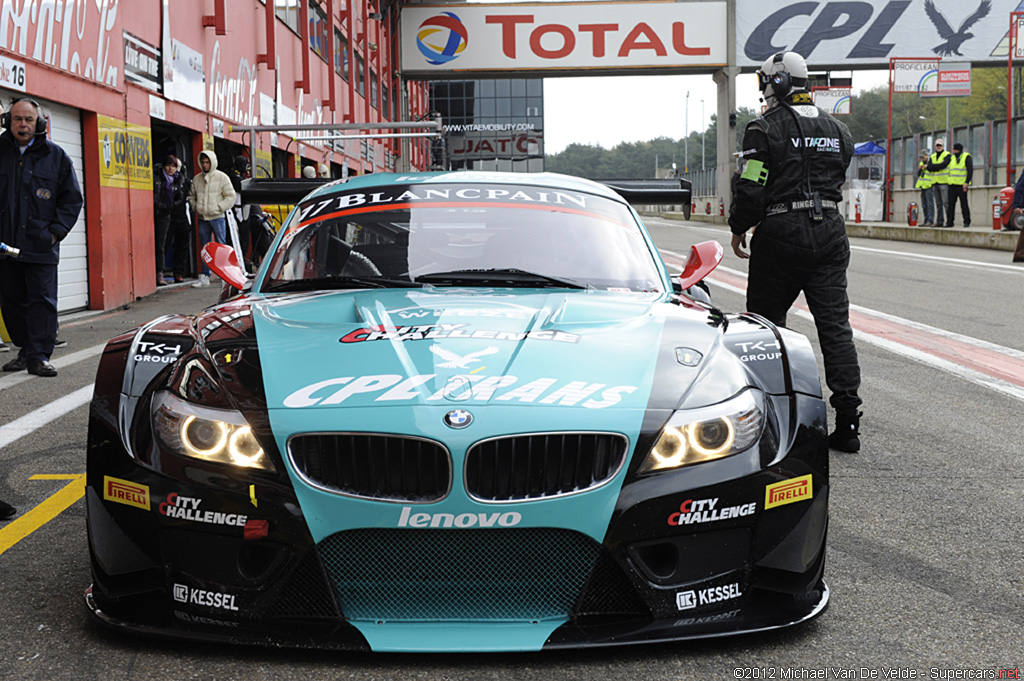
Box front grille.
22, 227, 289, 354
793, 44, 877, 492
289, 433, 451, 502
318, 528, 601, 621
465, 433, 628, 502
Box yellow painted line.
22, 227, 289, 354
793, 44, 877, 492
29, 474, 82, 481
0, 474, 86, 557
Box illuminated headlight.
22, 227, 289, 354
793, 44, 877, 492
152, 391, 275, 471
640, 389, 764, 474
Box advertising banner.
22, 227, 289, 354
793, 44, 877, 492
400, 1, 727, 76
737, 0, 1019, 68
97, 116, 153, 191
921, 61, 971, 97
166, 38, 205, 111
811, 87, 852, 115
0, 0, 123, 87
892, 60, 938, 94
123, 32, 162, 93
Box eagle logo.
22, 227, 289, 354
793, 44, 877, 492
924, 0, 991, 57
429, 345, 499, 369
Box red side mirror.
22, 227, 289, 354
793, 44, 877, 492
202, 242, 249, 290
677, 240, 724, 290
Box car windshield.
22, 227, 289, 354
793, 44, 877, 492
261, 183, 664, 293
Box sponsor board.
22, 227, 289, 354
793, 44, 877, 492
298, 185, 592, 224
733, 340, 781, 363
737, 1, 1012, 68
339, 325, 580, 345
103, 476, 150, 510
765, 474, 813, 510
97, 115, 153, 191
159, 493, 248, 527
134, 341, 183, 364
283, 373, 638, 409
401, 2, 727, 75
676, 583, 742, 610
172, 584, 239, 611
667, 498, 756, 526
398, 506, 522, 528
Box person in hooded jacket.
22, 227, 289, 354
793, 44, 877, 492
0, 98, 83, 377
729, 51, 863, 453
187, 149, 235, 287
153, 154, 191, 285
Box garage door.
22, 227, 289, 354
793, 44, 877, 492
1, 90, 89, 312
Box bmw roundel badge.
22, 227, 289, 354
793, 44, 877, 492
443, 409, 473, 429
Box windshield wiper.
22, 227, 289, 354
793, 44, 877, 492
263, 275, 419, 293
415, 268, 589, 289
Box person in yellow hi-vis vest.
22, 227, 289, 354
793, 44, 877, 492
945, 142, 972, 228
915, 152, 935, 226
0, 306, 11, 352
926, 138, 951, 227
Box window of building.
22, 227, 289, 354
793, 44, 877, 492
382, 84, 390, 120
370, 70, 379, 110
275, 0, 300, 35
309, 2, 328, 62
334, 30, 349, 80
355, 53, 366, 96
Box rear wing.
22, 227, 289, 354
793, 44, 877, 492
239, 178, 333, 205
240, 176, 693, 220
599, 178, 692, 219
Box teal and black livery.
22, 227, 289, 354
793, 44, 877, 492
85, 171, 828, 652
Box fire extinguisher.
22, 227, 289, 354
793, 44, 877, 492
691, 201, 696, 215
999, 186, 1015, 229
854, 193, 862, 224
992, 195, 1002, 231
907, 202, 918, 227
719, 201, 724, 217
705, 201, 711, 215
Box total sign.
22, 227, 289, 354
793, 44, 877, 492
400, 1, 727, 75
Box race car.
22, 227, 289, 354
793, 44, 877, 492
85, 170, 829, 652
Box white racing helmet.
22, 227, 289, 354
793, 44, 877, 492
756, 52, 809, 106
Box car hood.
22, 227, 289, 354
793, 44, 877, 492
249, 288, 714, 412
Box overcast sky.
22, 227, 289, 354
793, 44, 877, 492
542, 70, 892, 154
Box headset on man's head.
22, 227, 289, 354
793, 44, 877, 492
0, 97, 48, 135
756, 53, 807, 100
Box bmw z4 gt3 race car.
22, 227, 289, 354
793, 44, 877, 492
85, 171, 829, 652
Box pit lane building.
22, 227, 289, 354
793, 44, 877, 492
0, 0, 430, 311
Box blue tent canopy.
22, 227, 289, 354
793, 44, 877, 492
854, 141, 886, 155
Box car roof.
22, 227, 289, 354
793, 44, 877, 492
301, 170, 629, 204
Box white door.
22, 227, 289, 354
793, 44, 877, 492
1, 89, 89, 312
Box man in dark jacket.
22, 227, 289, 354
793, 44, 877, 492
729, 51, 863, 452
153, 154, 191, 284
0, 98, 83, 377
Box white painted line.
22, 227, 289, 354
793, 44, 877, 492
0, 385, 94, 451
850, 244, 1024, 274
660, 251, 1024, 403
0, 343, 105, 392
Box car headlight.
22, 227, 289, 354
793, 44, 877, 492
640, 389, 764, 474
152, 391, 275, 472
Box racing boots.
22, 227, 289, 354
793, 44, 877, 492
829, 411, 861, 453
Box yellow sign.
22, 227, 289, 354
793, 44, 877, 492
254, 148, 272, 179
202, 133, 215, 152
97, 115, 153, 190
764, 474, 813, 510
103, 475, 151, 510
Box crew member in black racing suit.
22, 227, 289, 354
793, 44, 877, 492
729, 51, 863, 453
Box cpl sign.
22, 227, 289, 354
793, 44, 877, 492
401, 1, 726, 75
736, 0, 1018, 67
